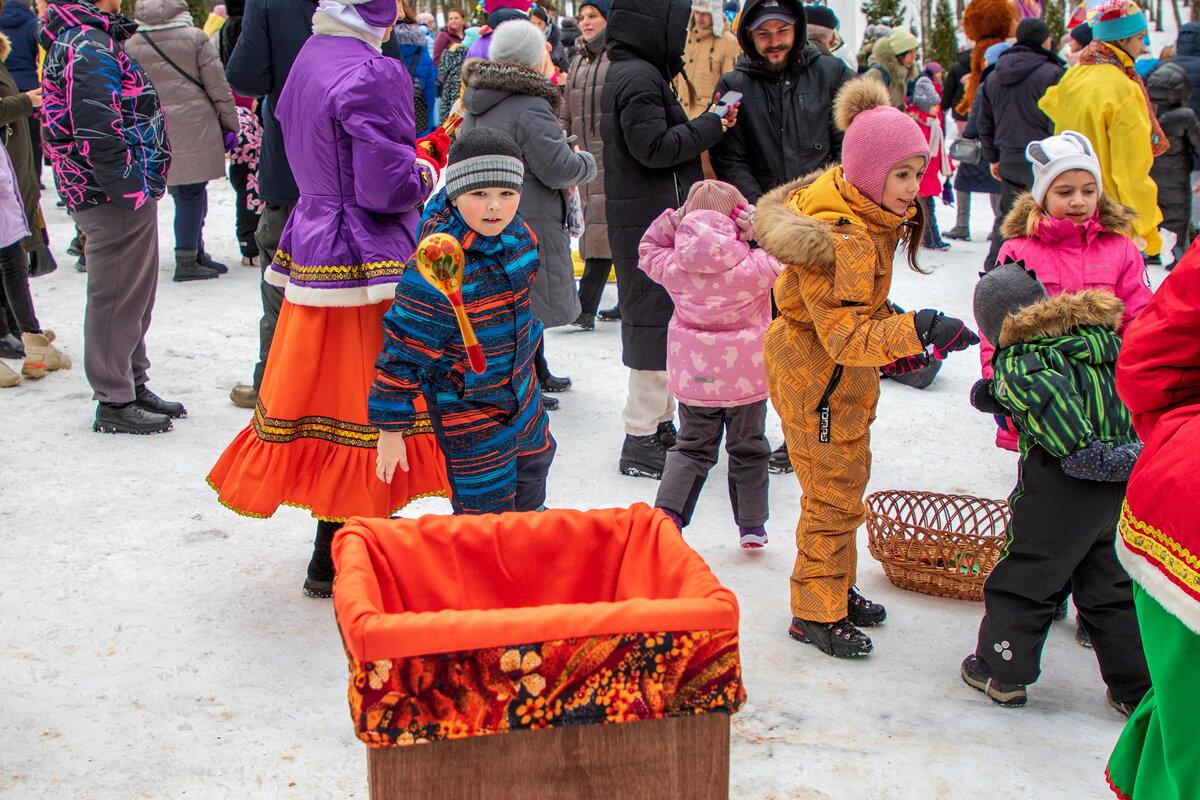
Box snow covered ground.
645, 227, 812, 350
1, 178, 1166, 799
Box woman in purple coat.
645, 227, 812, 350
209, 0, 452, 598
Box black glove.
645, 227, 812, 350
1060, 441, 1143, 482
914, 309, 981, 360
881, 352, 930, 377
969, 378, 1006, 415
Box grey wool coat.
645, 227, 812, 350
559, 31, 610, 261
460, 58, 597, 327
126, 0, 237, 186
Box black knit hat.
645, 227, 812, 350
803, 4, 838, 30
1070, 22, 1094, 47
973, 259, 1048, 346
446, 128, 525, 200
1016, 18, 1052, 47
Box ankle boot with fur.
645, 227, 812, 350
0, 359, 19, 387
21, 332, 71, 379
173, 249, 219, 282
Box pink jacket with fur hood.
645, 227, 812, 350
638, 208, 784, 407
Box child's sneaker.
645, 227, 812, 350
788, 616, 873, 658
846, 587, 886, 626
738, 525, 767, 548
1075, 617, 1092, 648
960, 654, 1028, 707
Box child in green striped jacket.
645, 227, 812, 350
958, 260, 1150, 714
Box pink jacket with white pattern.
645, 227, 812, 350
638, 208, 784, 407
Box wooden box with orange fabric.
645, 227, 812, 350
332, 503, 746, 800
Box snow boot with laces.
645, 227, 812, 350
620, 433, 667, 479
960, 654, 1027, 707
21, 332, 71, 378
788, 616, 873, 657
846, 588, 887, 627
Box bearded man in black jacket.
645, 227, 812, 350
709, 0, 854, 203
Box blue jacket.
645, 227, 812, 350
224, 0, 314, 206
0, 1, 39, 91
393, 23, 437, 137
1169, 22, 1200, 121
369, 190, 547, 456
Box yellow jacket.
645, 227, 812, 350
1039, 44, 1164, 255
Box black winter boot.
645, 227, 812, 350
788, 616, 873, 658
173, 249, 219, 282
135, 384, 187, 418
768, 442, 793, 474
846, 588, 887, 627
93, 402, 172, 434
196, 240, 228, 274
620, 433, 666, 479
572, 312, 595, 330
303, 521, 339, 598
597, 305, 621, 322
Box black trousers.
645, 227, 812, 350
577, 257, 612, 316
228, 162, 261, 259
252, 203, 292, 390
655, 400, 770, 527
974, 446, 1151, 705
0, 241, 39, 337
984, 161, 1034, 269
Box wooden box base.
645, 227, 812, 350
366, 713, 730, 800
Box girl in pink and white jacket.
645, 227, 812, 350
637, 180, 783, 548
982, 131, 1152, 451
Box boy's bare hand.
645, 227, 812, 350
375, 431, 409, 483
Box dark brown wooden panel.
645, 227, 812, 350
367, 713, 731, 799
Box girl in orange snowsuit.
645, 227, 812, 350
755, 79, 979, 658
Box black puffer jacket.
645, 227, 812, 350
601, 0, 724, 371
1148, 62, 1200, 227
975, 43, 1064, 165
943, 48, 972, 122
708, 0, 854, 202
1167, 23, 1200, 120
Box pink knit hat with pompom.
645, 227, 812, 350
835, 79, 930, 207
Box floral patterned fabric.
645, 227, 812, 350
346, 628, 745, 747
231, 105, 263, 214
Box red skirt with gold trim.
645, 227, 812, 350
208, 299, 449, 521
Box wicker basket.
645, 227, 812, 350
865, 490, 1010, 601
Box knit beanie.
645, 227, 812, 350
835, 79, 930, 207
910, 75, 939, 113
1026, 130, 1104, 207
888, 26, 918, 55
681, 179, 748, 218
803, 4, 838, 30
1069, 22, 1094, 46
579, 0, 611, 18
973, 260, 1048, 346
1016, 17, 1051, 47
490, 19, 547, 66
1082, 0, 1147, 42
445, 128, 525, 200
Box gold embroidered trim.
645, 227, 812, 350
1119, 501, 1200, 596
272, 251, 410, 283
206, 477, 447, 522
251, 401, 432, 448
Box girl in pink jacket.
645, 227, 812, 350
637, 180, 783, 548
982, 131, 1152, 451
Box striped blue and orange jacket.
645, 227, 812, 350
368, 190, 548, 453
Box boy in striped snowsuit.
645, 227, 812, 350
960, 260, 1150, 713
369, 129, 554, 515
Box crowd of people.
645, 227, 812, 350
2, 0, 1199, 793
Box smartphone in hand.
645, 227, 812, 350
712, 90, 742, 118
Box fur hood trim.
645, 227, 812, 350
1000, 192, 1135, 240
754, 169, 836, 268
998, 289, 1125, 348
0, 33, 9, 64
461, 58, 561, 111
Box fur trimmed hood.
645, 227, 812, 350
753, 169, 835, 268
1000, 192, 1135, 241
998, 289, 1125, 348
461, 57, 561, 112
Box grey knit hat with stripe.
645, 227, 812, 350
445, 128, 525, 200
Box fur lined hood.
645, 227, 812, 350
1000, 192, 1135, 242
998, 289, 1125, 349
461, 57, 561, 112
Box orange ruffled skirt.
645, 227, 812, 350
208, 299, 449, 521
